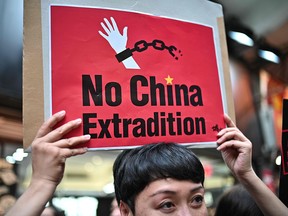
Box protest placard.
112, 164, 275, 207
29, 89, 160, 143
23, 0, 234, 149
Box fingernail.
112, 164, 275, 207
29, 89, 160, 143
217, 131, 223, 136
57, 110, 66, 117
83, 134, 91, 140
74, 118, 82, 124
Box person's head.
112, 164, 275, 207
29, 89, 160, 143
113, 142, 206, 215
110, 197, 121, 216
215, 184, 264, 216
41, 205, 65, 216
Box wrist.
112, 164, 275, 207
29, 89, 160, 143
235, 169, 257, 185
29, 178, 57, 196
5, 177, 58, 216
114, 47, 126, 54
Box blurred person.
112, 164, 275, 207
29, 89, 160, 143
110, 197, 121, 216
214, 184, 263, 216
5, 112, 288, 216
41, 205, 65, 216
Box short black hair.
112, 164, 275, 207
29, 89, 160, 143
113, 142, 205, 213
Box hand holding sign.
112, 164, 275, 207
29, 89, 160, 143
6, 111, 90, 216
217, 114, 288, 216
31, 110, 89, 186
216, 114, 253, 178
99, 17, 140, 69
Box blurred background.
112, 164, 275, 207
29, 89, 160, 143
0, 0, 288, 215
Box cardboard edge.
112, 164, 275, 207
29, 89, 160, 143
23, 0, 45, 149
217, 17, 236, 123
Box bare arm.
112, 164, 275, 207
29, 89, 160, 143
217, 114, 288, 216
6, 111, 90, 216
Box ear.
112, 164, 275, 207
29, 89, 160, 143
119, 200, 133, 216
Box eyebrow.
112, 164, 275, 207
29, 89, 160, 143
150, 185, 204, 197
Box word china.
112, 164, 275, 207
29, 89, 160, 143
82, 74, 204, 107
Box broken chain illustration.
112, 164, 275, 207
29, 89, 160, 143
115, 39, 183, 62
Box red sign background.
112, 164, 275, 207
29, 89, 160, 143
51, 6, 225, 149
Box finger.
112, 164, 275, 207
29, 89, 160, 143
217, 126, 239, 137
99, 30, 108, 40
43, 118, 82, 142
104, 18, 114, 32
54, 134, 91, 148
101, 22, 110, 35
122, 26, 128, 38
62, 147, 88, 158
110, 17, 119, 33
216, 139, 247, 151
224, 114, 236, 128
217, 129, 247, 144
35, 110, 66, 139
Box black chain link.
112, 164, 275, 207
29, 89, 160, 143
115, 39, 183, 62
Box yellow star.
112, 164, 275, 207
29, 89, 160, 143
165, 75, 173, 85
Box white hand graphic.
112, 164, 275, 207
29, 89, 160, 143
99, 17, 140, 69
99, 17, 128, 53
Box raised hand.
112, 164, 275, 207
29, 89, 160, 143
6, 111, 90, 216
99, 17, 128, 53
217, 114, 288, 216
216, 114, 253, 178
31, 110, 89, 186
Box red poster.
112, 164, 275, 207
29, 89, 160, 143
50, 6, 225, 149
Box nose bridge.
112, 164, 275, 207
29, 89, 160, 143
177, 203, 192, 216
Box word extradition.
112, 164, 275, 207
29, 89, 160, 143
83, 112, 206, 139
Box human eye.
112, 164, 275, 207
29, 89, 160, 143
191, 195, 204, 208
158, 201, 176, 213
